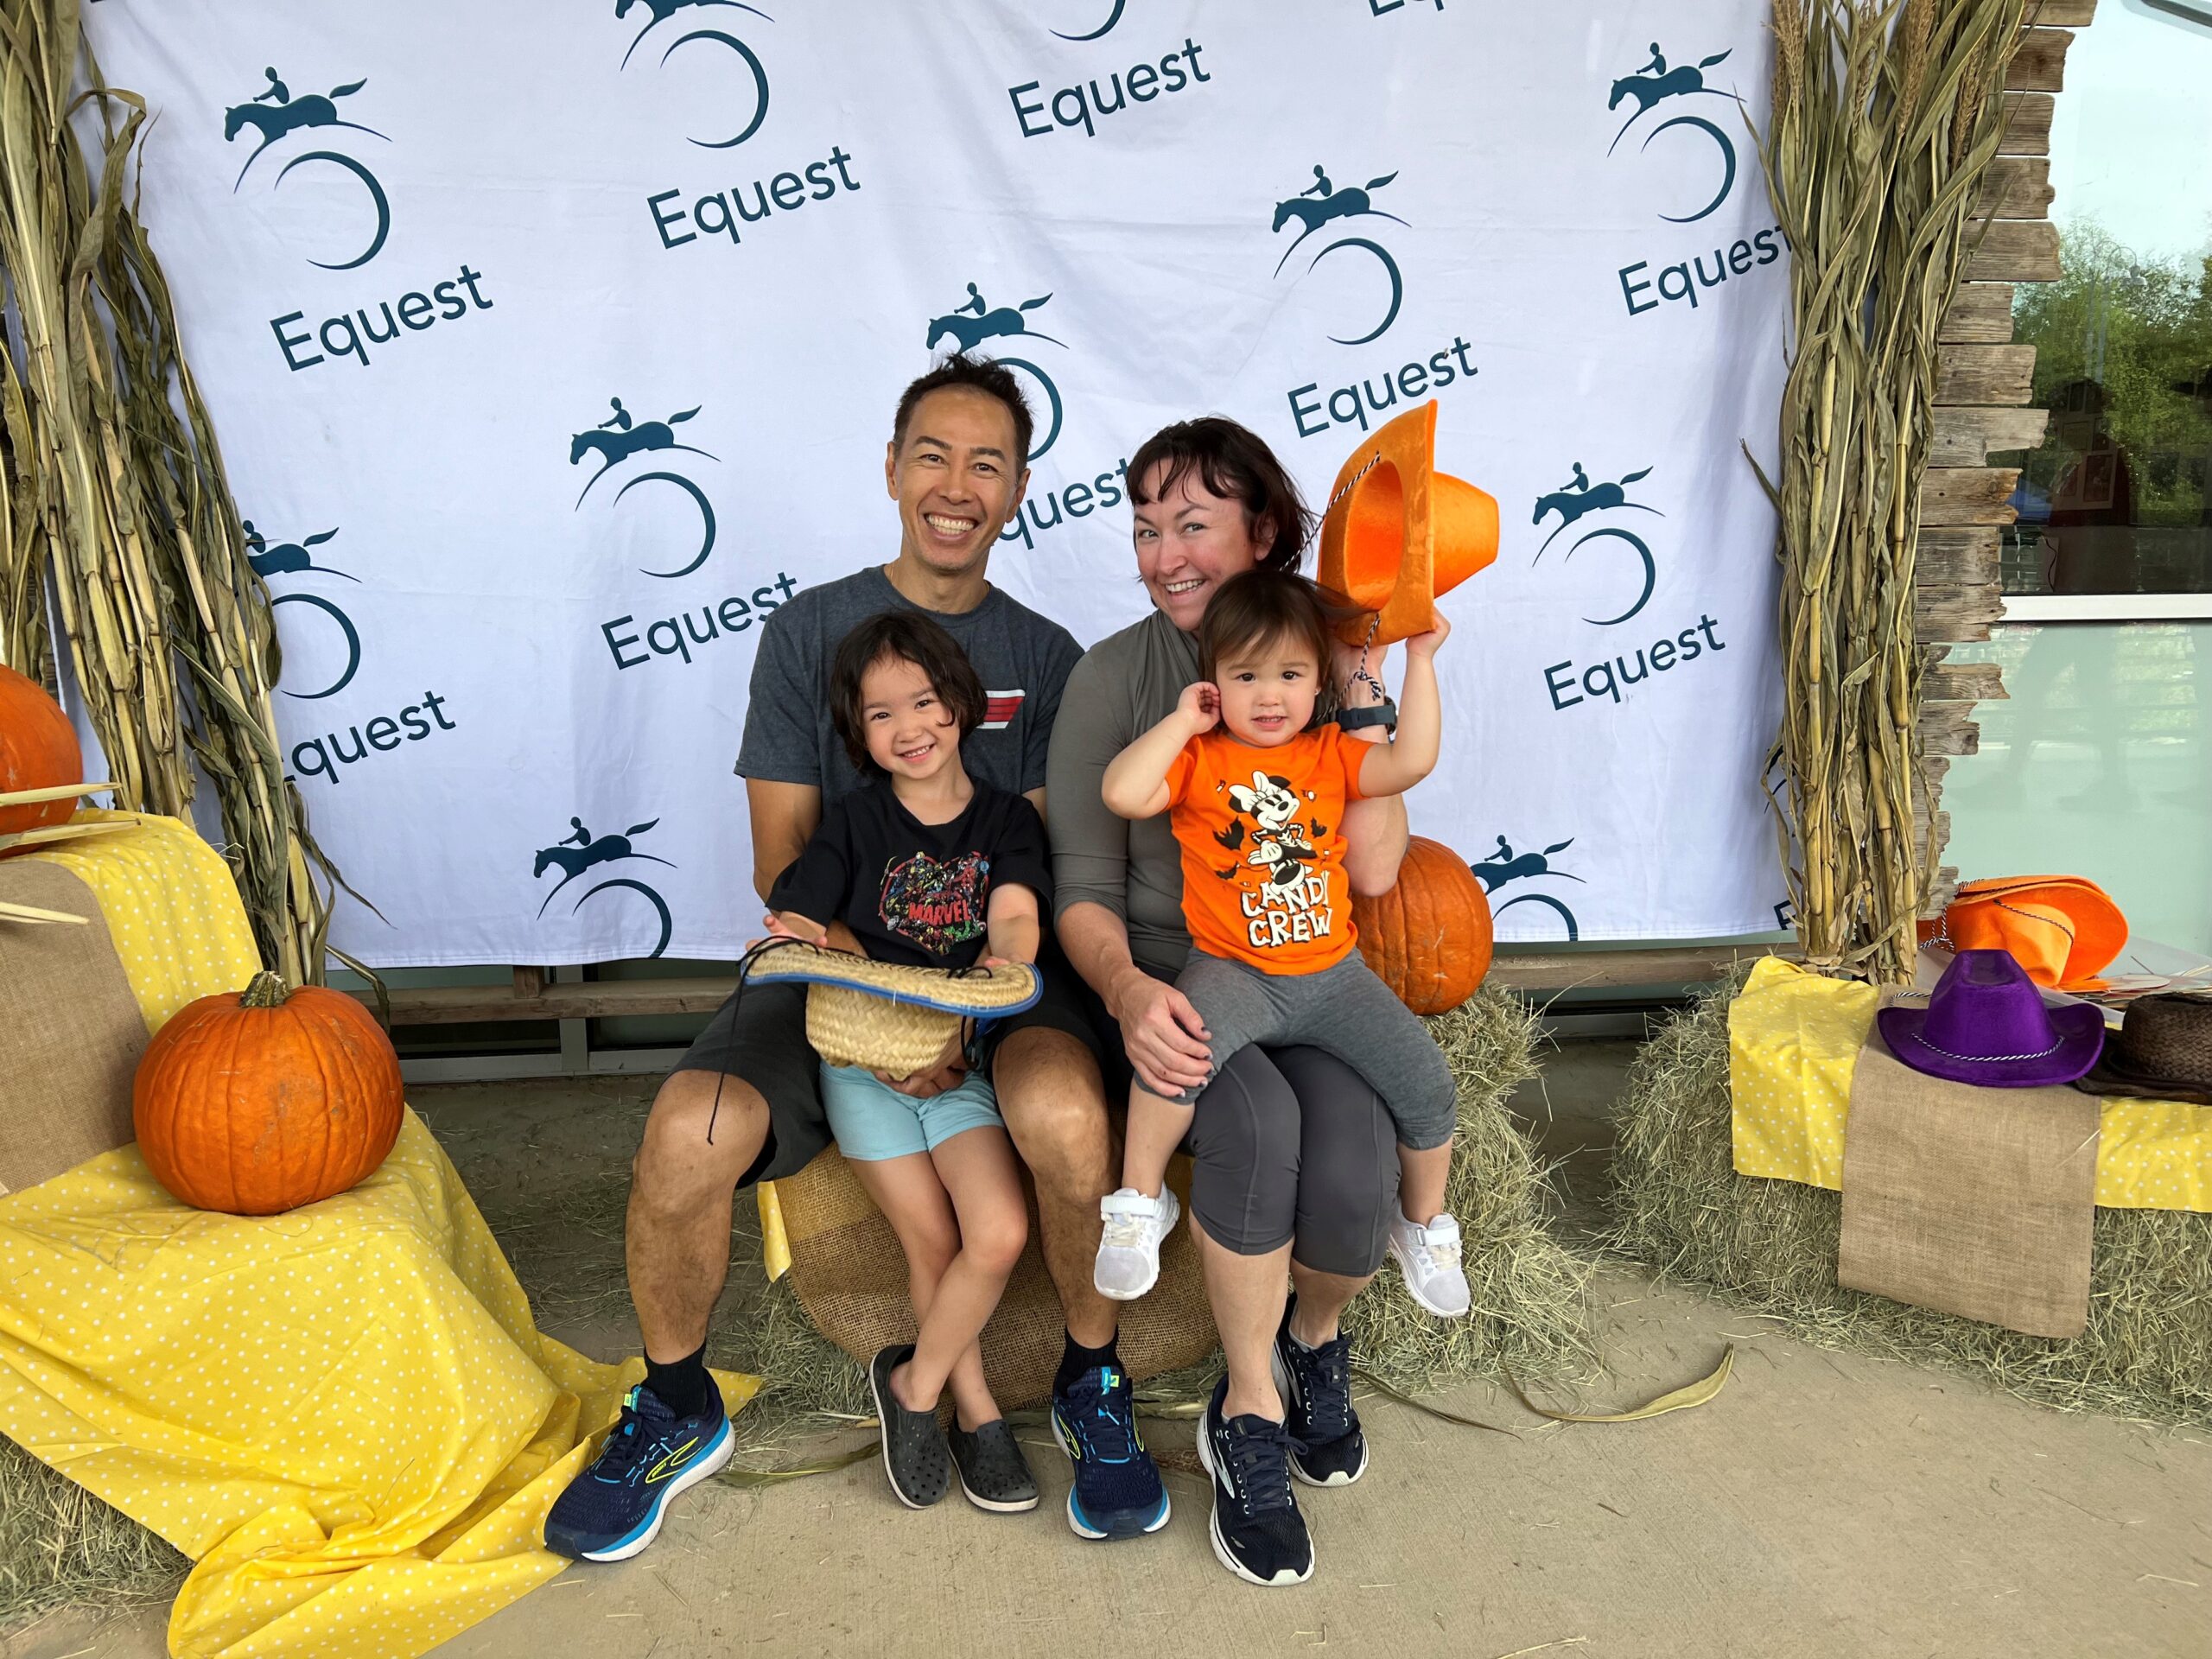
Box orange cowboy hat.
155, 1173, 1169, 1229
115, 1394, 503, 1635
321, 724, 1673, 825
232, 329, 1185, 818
1315, 399, 1498, 645
1916, 875, 2128, 992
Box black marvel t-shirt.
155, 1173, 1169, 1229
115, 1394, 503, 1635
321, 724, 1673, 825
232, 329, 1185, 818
766, 779, 1052, 970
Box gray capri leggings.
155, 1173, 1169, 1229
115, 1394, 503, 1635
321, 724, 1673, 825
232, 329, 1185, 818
1185, 1043, 1402, 1277
1170, 951, 1457, 1150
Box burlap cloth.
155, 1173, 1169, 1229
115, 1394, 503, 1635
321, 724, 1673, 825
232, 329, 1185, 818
779, 1147, 1215, 1408
1838, 996, 2100, 1338
0, 860, 149, 1194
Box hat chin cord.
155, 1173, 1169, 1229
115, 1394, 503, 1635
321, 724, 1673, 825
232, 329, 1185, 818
1321, 451, 1393, 712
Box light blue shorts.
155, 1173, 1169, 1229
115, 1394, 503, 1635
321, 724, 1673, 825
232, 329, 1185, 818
820, 1063, 1005, 1162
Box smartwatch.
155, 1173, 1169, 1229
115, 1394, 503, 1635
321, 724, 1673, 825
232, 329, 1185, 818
1335, 697, 1397, 734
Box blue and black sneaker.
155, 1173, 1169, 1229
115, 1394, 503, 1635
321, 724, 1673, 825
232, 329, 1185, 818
1051, 1363, 1171, 1541
543, 1378, 733, 1562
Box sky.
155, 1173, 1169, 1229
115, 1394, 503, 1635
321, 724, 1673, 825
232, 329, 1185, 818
2046, 0, 2212, 263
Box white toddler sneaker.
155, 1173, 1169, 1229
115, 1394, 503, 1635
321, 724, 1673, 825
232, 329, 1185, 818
1386, 1211, 1471, 1318
1093, 1186, 1181, 1300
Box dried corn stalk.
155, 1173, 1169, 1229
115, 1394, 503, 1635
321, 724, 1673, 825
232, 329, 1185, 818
0, 3, 353, 984
1758, 0, 2026, 982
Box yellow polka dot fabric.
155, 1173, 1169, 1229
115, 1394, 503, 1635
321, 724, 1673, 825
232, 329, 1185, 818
2, 811, 758, 1659
1730, 957, 2212, 1213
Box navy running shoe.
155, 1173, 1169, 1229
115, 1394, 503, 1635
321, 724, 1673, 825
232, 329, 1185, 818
543, 1378, 733, 1561
1271, 1300, 1370, 1487
1051, 1363, 1171, 1541
1195, 1375, 1314, 1586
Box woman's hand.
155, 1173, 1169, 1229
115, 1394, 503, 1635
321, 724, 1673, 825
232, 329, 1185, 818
1175, 679, 1222, 734
1332, 633, 1392, 708
1109, 967, 1212, 1097
1402, 610, 1452, 659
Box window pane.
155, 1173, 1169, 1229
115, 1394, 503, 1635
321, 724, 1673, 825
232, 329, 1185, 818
1996, 4, 2212, 599
1942, 623, 2209, 955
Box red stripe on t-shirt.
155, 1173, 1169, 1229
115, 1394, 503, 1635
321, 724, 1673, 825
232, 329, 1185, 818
982, 690, 1025, 731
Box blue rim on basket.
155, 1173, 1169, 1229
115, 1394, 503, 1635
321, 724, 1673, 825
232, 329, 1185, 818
739, 937, 1042, 1019
1875, 948, 2105, 1088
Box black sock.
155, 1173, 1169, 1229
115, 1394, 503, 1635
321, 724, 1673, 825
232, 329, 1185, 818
1054, 1330, 1122, 1397
645, 1341, 710, 1419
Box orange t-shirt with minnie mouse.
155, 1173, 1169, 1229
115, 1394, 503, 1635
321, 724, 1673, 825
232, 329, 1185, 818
1160, 725, 1369, 975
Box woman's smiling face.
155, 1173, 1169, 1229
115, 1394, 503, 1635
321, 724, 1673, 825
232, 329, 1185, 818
1132, 464, 1274, 634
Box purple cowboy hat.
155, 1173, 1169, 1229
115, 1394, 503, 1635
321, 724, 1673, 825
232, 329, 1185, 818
1877, 948, 2106, 1088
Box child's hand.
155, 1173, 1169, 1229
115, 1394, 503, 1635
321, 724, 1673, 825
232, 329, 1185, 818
1404, 610, 1452, 659
1177, 679, 1222, 733
762, 911, 828, 945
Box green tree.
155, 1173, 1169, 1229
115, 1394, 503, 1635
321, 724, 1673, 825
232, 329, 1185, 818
2008, 221, 2212, 528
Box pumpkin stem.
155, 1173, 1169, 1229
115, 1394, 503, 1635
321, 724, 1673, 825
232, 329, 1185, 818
240, 970, 292, 1009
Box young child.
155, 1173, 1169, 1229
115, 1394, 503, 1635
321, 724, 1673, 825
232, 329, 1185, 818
763, 610, 1046, 1515
1092, 569, 1470, 1317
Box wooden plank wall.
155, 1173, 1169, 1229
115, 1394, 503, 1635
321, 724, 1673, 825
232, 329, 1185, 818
1920, 0, 2092, 897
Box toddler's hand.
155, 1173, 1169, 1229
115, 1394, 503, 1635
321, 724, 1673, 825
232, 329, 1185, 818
1177, 679, 1222, 733
1404, 611, 1452, 658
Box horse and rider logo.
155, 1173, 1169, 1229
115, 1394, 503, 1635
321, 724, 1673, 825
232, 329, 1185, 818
532, 815, 677, 957
569, 398, 720, 579
223, 67, 391, 270
923, 285, 1066, 461
611, 0, 773, 151
1532, 462, 1666, 627
1048, 0, 1124, 40
1606, 41, 1741, 225
1270, 165, 1407, 346
246, 521, 362, 701
1471, 834, 1583, 941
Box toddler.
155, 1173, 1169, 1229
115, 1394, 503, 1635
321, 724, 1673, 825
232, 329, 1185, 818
1091, 569, 1468, 1317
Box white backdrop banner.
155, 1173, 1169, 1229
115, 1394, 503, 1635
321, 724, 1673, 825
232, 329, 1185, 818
85, 1, 1792, 967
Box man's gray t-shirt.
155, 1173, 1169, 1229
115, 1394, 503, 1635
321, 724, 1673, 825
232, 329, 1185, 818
737, 564, 1083, 808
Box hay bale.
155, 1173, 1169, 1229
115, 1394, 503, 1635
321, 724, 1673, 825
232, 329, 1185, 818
0, 1437, 185, 1627
1345, 986, 1597, 1390
1606, 980, 2212, 1427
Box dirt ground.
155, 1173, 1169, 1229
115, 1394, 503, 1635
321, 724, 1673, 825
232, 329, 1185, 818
10, 1042, 2210, 1659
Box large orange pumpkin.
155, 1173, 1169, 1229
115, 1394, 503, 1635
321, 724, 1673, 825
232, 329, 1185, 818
0, 662, 84, 847
134, 971, 404, 1215
1352, 836, 1493, 1015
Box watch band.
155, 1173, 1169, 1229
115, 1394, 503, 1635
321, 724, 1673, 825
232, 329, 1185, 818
1335, 697, 1397, 734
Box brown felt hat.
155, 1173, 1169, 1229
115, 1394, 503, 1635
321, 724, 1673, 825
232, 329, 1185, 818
2072, 991, 2212, 1106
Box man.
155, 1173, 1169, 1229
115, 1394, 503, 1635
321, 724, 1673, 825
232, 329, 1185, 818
546, 354, 1163, 1561
1301, 164, 1333, 199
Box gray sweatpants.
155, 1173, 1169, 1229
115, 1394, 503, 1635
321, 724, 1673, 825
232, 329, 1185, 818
1164, 950, 1457, 1151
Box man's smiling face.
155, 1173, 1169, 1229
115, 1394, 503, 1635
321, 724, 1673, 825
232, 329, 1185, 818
885, 386, 1029, 582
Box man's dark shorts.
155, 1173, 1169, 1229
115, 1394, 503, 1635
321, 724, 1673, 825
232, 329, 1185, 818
674, 932, 1109, 1186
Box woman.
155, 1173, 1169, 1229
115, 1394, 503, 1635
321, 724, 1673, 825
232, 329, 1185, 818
1048, 416, 1433, 1588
